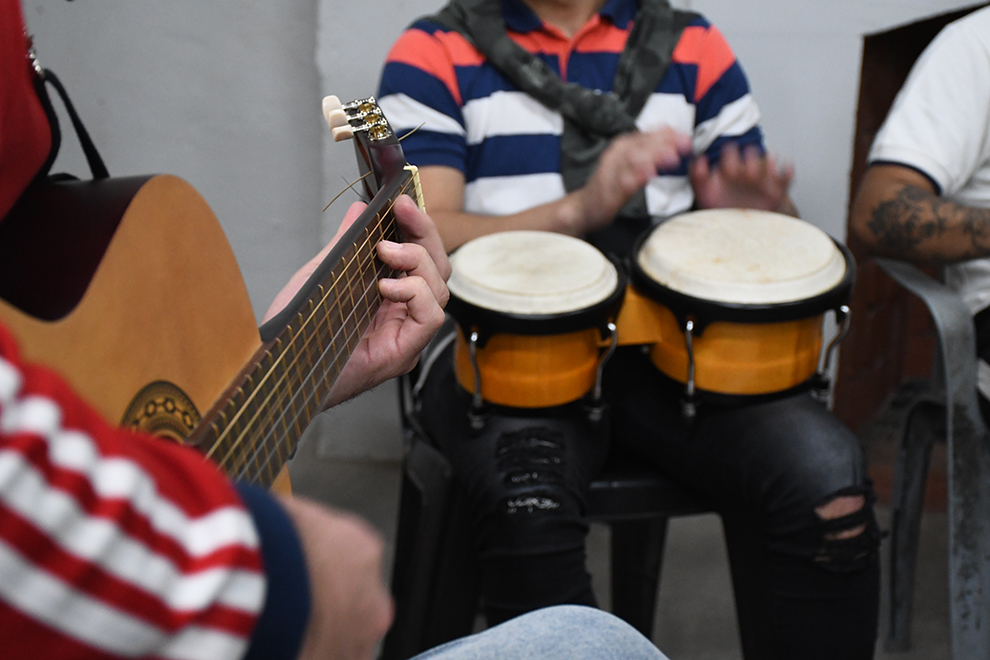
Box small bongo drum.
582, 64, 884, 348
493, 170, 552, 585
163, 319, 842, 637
446, 230, 625, 409
617, 209, 854, 403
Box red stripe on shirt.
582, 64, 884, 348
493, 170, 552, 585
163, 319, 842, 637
672, 24, 737, 102
573, 20, 628, 54
1, 602, 121, 660
0, 505, 257, 636
3, 421, 262, 574
386, 29, 482, 106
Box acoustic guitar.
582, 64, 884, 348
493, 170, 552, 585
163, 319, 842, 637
0, 96, 423, 493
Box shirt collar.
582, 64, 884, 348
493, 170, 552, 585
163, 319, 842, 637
501, 0, 640, 33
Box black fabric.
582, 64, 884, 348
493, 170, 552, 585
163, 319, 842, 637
36, 69, 109, 180
416, 343, 880, 659
974, 304, 990, 426
427, 0, 696, 221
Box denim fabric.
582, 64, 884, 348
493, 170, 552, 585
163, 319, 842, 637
409, 605, 669, 660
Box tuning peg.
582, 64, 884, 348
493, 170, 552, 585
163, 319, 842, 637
322, 95, 349, 131
332, 125, 355, 142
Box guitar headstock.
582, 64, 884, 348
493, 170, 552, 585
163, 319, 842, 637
322, 95, 424, 211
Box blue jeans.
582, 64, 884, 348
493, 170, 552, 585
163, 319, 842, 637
410, 606, 669, 660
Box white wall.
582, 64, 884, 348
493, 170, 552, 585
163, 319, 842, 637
23, 0, 322, 321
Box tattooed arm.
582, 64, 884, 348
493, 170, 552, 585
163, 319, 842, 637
851, 163, 990, 264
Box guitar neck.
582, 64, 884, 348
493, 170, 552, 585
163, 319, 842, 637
186, 170, 414, 487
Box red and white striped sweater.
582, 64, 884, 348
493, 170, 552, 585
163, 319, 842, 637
0, 322, 272, 659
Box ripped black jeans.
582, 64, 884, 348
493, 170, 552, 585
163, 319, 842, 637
418, 344, 880, 660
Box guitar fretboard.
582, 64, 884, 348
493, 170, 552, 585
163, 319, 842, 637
188, 182, 408, 487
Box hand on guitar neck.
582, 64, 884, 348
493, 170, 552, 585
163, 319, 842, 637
264, 194, 450, 408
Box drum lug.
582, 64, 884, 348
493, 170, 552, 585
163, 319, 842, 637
682, 319, 698, 418
587, 322, 619, 423
812, 305, 852, 402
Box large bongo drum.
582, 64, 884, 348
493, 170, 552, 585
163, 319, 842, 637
446, 230, 625, 409
616, 209, 854, 402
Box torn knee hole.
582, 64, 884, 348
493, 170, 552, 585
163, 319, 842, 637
815, 495, 867, 540
810, 490, 879, 570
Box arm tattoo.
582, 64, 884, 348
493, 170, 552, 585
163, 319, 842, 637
867, 184, 990, 261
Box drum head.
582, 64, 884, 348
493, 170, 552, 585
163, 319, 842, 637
633, 209, 853, 325
447, 230, 623, 338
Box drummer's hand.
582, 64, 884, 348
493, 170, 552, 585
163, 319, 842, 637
264, 196, 450, 408
567, 128, 692, 234
689, 143, 796, 215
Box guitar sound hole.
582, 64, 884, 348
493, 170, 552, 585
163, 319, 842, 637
122, 380, 202, 443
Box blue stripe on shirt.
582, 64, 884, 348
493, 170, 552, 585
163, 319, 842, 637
468, 133, 561, 180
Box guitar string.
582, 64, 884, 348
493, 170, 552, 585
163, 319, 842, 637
227, 182, 412, 479
212, 180, 412, 479
211, 216, 388, 473
236, 183, 416, 480
229, 239, 387, 477
207, 175, 412, 467
235, 262, 386, 482
230, 206, 401, 481
237, 185, 413, 479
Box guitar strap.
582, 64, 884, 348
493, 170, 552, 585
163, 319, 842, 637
425, 0, 696, 223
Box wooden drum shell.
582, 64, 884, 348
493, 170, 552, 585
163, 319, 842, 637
445, 230, 624, 409
622, 210, 856, 398
453, 325, 605, 408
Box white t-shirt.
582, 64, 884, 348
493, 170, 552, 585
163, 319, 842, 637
868, 5, 990, 314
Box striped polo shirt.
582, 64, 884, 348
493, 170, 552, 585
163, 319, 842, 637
377, 0, 765, 219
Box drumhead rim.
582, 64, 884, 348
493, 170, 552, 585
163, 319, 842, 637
448, 257, 628, 346
630, 232, 856, 330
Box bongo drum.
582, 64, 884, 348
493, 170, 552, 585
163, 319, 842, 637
446, 230, 625, 409
617, 209, 854, 401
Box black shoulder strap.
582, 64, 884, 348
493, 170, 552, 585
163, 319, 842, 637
425, 0, 696, 221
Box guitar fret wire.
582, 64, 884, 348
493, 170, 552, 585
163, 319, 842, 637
233, 263, 388, 480
214, 238, 388, 471
209, 177, 413, 479
234, 225, 399, 479
205, 206, 395, 459
214, 217, 399, 475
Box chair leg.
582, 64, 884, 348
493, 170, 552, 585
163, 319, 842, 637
885, 401, 940, 652
945, 396, 990, 658
609, 517, 668, 639
381, 439, 479, 660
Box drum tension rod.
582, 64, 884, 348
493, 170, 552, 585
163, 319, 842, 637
467, 330, 487, 432
682, 319, 698, 419
587, 322, 618, 423
812, 305, 852, 402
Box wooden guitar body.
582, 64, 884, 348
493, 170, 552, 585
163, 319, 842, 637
0, 174, 261, 451
0, 97, 417, 492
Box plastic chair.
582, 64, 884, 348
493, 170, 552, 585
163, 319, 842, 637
379, 363, 712, 660
874, 258, 990, 657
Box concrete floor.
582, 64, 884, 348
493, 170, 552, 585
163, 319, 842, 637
289, 379, 952, 660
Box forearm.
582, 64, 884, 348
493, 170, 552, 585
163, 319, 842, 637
853, 166, 990, 264
433, 194, 588, 252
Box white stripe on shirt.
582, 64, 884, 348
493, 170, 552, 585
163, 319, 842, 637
0, 448, 264, 612
379, 93, 465, 137
635, 92, 696, 136
693, 93, 761, 153
2, 393, 260, 557
0, 539, 249, 660
464, 172, 568, 215
462, 90, 564, 145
